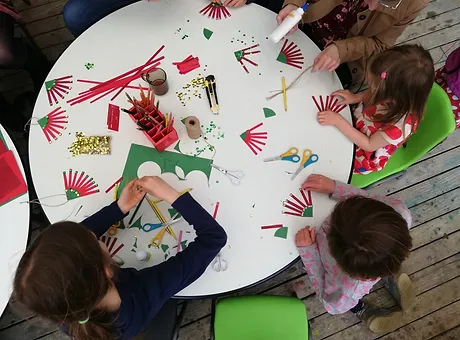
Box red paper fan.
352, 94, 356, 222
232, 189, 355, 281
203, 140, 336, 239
100, 235, 124, 257
234, 44, 260, 74
276, 39, 304, 69
282, 189, 313, 217
240, 122, 267, 155
200, 2, 231, 19
44, 75, 73, 106
37, 107, 68, 143
63, 169, 99, 200
312, 95, 346, 113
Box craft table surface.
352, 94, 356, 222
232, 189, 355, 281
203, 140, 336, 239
0, 125, 29, 316
29, 0, 353, 297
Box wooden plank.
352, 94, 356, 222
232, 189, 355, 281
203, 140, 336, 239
379, 300, 460, 340
12, 0, 62, 12
369, 148, 460, 196
397, 8, 460, 44
0, 316, 57, 340
419, 129, 460, 162
431, 325, 460, 340
0, 71, 32, 92
20, 0, 67, 23
410, 210, 460, 249
34, 27, 73, 50
42, 41, 71, 61
25, 15, 67, 37
411, 0, 460, 25
0, 301, 35, 330
35, 330, 70, 340
399, 22, 460, 51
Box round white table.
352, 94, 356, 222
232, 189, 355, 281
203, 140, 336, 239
0, 125, 29, 315
29, 0, 353, 297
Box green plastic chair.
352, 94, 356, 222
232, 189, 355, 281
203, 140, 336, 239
212, 296, 309, 340
351, 83, 456, 188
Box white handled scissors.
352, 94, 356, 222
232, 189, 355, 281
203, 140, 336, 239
212, 253, 228, 272
212, 164, 244, 185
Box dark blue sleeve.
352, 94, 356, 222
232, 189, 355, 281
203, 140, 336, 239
246, 0, 253, 4
138, 192, 226, 303
81, 201, 127, 238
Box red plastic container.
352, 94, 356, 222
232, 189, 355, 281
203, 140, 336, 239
129, 106, 178, 152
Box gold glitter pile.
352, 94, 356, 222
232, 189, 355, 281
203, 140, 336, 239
68, 132, 111, 157
176, 76, 206, 106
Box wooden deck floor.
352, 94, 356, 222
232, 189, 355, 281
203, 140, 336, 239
1, 0, 460, 339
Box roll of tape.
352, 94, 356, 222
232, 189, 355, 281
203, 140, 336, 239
185, 116, 201, 139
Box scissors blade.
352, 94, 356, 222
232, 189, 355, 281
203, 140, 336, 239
263, 156, 281, 162
291, 167, 302, 181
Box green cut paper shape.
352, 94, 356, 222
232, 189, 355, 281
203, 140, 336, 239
274, 227, 288, 239
118, 144, 213, 195
181, 240, 188, 249
263, 108, 276, 118
133, 238, 138, 248
161, 244, 169, 252
65, 189, 79, 200
234, 50, 243, 61
45, 79, 56, 91
37, 116, 49, 129
276, 52, 288, 64
240, 131, 247, 140
203, 28, 213, 40
116, 220, 126, 229
168, 208, 182, 219
180, 117, 187, 124
302, 206, 313, 217
129, 216, 143, 230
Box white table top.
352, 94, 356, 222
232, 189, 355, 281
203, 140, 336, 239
29, 0, 353, 297
0, 126, 29, 315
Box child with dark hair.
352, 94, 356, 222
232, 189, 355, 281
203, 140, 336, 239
296, 174, 414, 333
317, 44, 435, 174
13, 176, 227, 340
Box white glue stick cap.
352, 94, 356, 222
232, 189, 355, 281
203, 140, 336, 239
269, 3, 309, 43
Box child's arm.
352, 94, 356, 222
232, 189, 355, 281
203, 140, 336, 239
296, 228, 365, 314
317, 111, 388, 152
137, 192, 227, 302
81, 179, 143, 238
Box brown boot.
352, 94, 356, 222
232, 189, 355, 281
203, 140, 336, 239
355, 302, 403, 333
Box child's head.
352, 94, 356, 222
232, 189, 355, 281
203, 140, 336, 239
328, 196, 412, 280
13, 222, 118, 340
367, 44, 434, 125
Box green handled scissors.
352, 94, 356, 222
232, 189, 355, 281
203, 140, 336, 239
264, 147, 301, 163
291, 149, 319, 180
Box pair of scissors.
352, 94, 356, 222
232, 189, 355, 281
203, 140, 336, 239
264, 147, 301, 163
212, 164, 244, 186
212, 253, 228, 272
291, 149, 319, 180
149, 213, 181, 248
142, 215, 182, 233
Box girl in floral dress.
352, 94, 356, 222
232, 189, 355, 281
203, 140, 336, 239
316, 44, 434, 174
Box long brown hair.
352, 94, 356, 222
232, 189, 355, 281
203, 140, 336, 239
328, 196, 412, 279
13, 222, 119, 340
367, 44, 434, 128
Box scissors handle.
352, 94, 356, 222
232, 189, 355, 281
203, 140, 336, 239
303, 154, 319, 168
301, 149, 313, 165
281, 147, 299, 158
142, 223, 162, 233
150, 227, 167, 248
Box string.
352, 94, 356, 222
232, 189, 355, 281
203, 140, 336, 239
266, 65, 313, 100
21, 193, 69, 207
24, 117, 39, 132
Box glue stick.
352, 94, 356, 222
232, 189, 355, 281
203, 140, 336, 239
136, 251, 151, 261
269, 3, 309, 43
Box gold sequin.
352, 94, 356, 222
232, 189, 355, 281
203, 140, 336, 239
68, 132, 111, 157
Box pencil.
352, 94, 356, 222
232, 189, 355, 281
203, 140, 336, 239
282, 76, 287, 112
129, 194, 145, 225
113, 183, 118, 201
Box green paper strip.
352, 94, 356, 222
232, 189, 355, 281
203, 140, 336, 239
274, 227, 288, 239
203, 28, 213, 40
263, 108, 276, 118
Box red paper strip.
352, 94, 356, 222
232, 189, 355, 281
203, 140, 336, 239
105, 177, 123, 193
213, 202, 220, 219
261, 224, 283, 230
173, 56, 200, 75
177, 230, 183, 253
107, 104, 120, 132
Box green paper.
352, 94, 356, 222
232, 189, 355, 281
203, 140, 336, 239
203, 28, 213, 40
118, 220, 126, 229
161, 244, 169, 252
168, 208, 182, 219
234, 50, 243, 61
181, 240, 188, 249
274, 227, 288, 239
65, 189, 79, 200
302, 206, 313, 217
276, 52, 287, 64
240, 131, 247, 140
180, 117, 187, 124
37, 116, 49, 129
45, 79, 56, 91
263, 108, 276, 118
0, 129, 8, 152
118, 144, 213, 193
129, 216, 143, 230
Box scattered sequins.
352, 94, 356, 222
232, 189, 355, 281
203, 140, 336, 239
84, 63, 94, 70
175, 27, 189, 40
176, 76, 206, 106
68, 132, 111, 157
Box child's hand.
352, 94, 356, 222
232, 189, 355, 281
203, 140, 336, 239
224, 0, 247, 7
135, 176, 180, 204
301, 174, 335, 194
117, 179, 145, 214
295, 227, 316, 247
212, 0, 222, 4
331, 89, 361, 105
312, 44, 340, 72
317, 110, 344, 126
276, 5, 299, 34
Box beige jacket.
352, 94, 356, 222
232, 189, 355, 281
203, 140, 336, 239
283, 0, 428, 86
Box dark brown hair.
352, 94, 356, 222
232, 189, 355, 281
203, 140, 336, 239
367, 44, 434, 129
13, 222, 119, 340
328, 196, 412, 279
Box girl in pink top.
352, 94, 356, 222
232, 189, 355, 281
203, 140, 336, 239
316, 44, 434, 174
296, 174, 414, 333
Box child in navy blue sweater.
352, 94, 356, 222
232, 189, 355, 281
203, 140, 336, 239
13, 176, 227, 340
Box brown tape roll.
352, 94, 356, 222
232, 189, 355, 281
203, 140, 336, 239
185, 116, 201, 139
